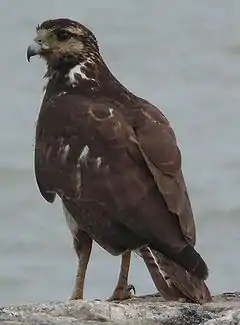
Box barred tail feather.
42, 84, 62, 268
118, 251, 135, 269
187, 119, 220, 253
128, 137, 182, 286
138, 247, 212, 304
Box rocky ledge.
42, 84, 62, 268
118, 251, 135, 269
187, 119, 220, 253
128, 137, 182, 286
1, 292, 240, 325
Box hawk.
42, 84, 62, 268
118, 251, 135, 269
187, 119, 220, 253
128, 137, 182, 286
27, 18, 211, 303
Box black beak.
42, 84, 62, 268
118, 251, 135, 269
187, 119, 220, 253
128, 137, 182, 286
27, 42, 42, 62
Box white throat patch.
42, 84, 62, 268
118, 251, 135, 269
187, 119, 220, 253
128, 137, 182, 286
67, 59, 96, 87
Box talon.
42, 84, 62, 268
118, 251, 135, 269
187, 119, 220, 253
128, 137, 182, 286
127, 284, 136, 295
107, 284, 136, 301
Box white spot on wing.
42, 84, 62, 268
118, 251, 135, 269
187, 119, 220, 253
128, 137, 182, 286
64, 144, 70, 153
61, 144, 70, 164
74, 146, 90, 197
75, 169, 82, 197
56, 91, 67, 97
96, 157, 102, 168
62, 204, 79, 238
79, 145, 89, 161
109, 108, 114, 117
57, 138, 64, 155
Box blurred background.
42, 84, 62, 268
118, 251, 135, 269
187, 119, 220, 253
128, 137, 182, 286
0, 0, 239, 305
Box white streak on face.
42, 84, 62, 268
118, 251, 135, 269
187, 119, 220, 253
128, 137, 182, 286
96, 157, 102, 168
62, 204, 79, 238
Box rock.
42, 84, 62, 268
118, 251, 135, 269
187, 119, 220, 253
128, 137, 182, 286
0, 292, 240, 325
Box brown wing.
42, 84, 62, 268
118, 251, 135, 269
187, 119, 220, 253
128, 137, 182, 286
133, 103, 196, 245
34, 94, 134, 206
34, 95, 90, 203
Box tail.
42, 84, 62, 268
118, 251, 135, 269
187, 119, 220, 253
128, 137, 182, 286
138, 247, 212, 304
169, 244, 209, 280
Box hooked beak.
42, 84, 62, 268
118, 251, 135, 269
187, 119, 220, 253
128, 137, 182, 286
27, 41, 42, 62
27, 29, 50, 62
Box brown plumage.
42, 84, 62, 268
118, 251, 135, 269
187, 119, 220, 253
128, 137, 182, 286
27, 18, 211, 302
139, 247, 211, 303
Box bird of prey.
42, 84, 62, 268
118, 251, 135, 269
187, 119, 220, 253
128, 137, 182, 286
27, 18, 211, 303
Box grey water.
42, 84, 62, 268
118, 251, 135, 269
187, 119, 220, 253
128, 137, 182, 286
0, 0, 240, 305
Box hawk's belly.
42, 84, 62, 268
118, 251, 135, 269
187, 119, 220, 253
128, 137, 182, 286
62, 154, 188, 258
61, 154, 156, 255
62, 196, 147, 255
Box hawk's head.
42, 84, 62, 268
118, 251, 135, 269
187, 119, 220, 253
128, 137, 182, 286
27, 18, 99, 67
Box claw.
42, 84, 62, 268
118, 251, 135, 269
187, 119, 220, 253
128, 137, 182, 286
127, 284, 136, 295
107, 284, 136, 301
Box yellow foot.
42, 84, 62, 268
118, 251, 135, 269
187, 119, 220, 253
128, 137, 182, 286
107, 284, 136, 301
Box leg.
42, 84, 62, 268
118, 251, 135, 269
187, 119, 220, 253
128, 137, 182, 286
70, 230, 92, 300
108, 250, 135, 301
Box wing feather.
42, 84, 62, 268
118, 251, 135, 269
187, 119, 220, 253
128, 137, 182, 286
34, 95, 89, 202
34, 95, 125, 204
134, 104, 196, 244
34, 94, 195, 245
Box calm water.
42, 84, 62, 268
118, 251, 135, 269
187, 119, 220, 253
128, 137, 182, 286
0, 0, 240, 305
